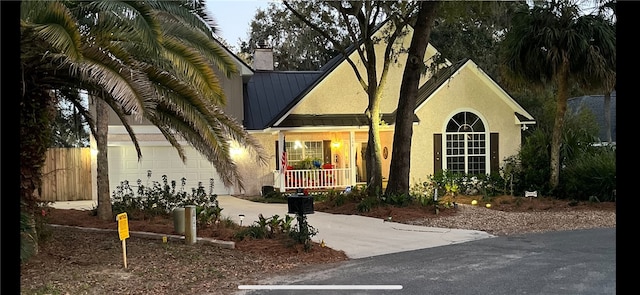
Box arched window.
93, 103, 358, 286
445, 111, 487, 175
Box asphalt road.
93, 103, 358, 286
237, 228, 616, 295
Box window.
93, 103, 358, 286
445, 112, 487, 175
286, 140, 323, 165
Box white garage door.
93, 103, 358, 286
108, 145, 233, 197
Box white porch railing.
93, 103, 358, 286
273, 168, 352, 191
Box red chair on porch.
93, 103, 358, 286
321, 163, 335, 186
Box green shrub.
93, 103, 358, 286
516, 108, 604, 197
111, 171, 222, 225
558, 146, 616, 201
356, 196, 380, 212
409, 179, 437, 207
234, 225, 268, 240
289, 214, 318, 251
518, 129, 552, 194
381, 193, 412, 207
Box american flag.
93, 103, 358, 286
281, 136, 287, 174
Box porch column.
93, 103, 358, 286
278, 132, 286, 192
349, 131, 356, 187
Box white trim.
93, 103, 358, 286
441, 110, 490, 174
415, 59, 535, 123
441, 108, 490, 132
466, 60, 535, 120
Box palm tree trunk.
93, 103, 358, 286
95, 97, 113, 220
386, 1, 439, 195
20, 87, 56, 211
550, 58, 570, 190
20, 83, 57, 259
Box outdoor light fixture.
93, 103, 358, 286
239, 214, 245, 226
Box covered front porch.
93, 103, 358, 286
270, 129, 394, 192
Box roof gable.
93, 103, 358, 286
415, 59, 535, 124
242, 22, 533, 130
273, 23, 444, 125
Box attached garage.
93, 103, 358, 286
107, 145, 234, 197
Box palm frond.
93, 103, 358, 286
161, 36, 226, 105
22, 1, 83, 62
149, 0, 219, 40
98, 91, 144, 161
157, 13, 238, 79
82, 0, 163, 54
79, 46, 157, 118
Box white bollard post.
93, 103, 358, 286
184, 205, 197, 245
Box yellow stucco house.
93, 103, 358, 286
98, 23, 535, 198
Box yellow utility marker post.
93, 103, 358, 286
116, 213, 130, 269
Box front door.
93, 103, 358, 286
355, 142, 368, 183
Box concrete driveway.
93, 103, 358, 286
51, 195, 495, 259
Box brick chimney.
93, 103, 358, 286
253, 40, 274, 71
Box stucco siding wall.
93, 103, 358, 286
292, 26, 440, 116
220, 73, 245, 123
409, 64, 522, 183
234, 132, 277, 196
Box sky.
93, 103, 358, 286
205, 0, 275, 51
203, 0, 607, 52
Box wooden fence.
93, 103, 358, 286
39, 148, 93, 202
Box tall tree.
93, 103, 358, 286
283, 0, 421, 195
597, 0, 616, 144
500, 0, 615, 191
429, 1, 528, 83
239, 2, 345, 70
385, 1, 439, 195
20, 0, 267, 223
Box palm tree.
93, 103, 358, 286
500, 0, 615, 191
20, 0, 267, 223
598, 0, 616, 144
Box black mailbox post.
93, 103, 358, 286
287, 194, 314, 214
287, 191, 315, 251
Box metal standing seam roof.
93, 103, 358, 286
244, 57, 470, 130
243, 71, 323, 130
244, 20, 400, 130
